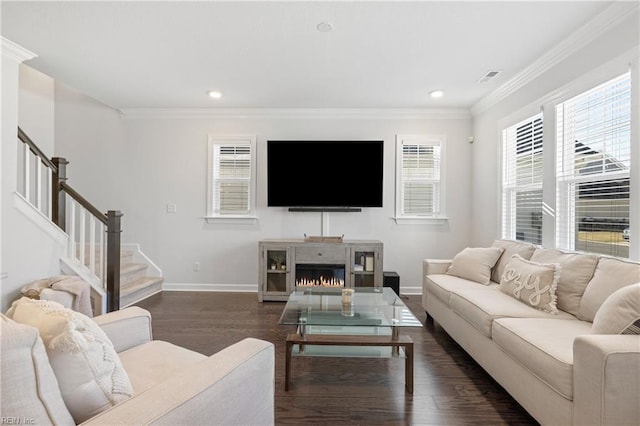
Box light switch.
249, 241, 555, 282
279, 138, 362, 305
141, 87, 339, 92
167, 203, 177, 213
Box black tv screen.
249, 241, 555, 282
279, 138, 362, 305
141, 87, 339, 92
267, 140, 384, 209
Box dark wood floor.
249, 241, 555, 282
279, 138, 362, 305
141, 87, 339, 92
135, 291, 538, 425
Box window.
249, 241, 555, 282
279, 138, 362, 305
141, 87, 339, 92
556, 72, 631, 258
501, 113, 544, 244
206, 135, 257, 222
395, 134, 446, 222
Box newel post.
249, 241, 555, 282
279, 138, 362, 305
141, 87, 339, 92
51, 157, 69, 230
106, 210, 123, 312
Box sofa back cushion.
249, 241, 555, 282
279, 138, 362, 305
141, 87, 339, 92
446, 246, 504, 285
530, 248, 598, 316
0, 314, 75, 425
578, 257, 640, 322
8, 297, 133, 423
491, 239, 537, 283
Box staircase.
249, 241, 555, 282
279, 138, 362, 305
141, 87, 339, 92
66, 242, 164, 311
119, 248, 163, 308
17, 127, 163, 312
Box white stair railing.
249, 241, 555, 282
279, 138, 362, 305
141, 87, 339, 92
17, 133, 53, 220
66, 197, 107, 288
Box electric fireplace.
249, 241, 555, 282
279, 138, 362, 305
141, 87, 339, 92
295, 263, 345, 288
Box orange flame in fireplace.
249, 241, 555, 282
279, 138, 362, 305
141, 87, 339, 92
296, 276, 345, 288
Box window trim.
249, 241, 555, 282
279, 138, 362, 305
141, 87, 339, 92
394, 134, 447, 225
205, 134, 257, 224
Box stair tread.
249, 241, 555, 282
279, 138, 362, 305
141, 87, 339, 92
120, 262, 148, 274
121, 276, 163, 296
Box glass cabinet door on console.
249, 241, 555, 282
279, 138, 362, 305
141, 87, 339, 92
259, 243, 291, 301
350, 245, 382, 288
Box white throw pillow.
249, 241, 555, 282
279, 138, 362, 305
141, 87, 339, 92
592, 283, 640, 335
8, 297, 133, 423
446, 247, 504, 285
499, 254, 560, 314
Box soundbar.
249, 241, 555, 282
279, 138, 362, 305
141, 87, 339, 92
288, 207, 362, 212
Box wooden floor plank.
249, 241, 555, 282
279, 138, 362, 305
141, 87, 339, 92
135, 291, 538, 425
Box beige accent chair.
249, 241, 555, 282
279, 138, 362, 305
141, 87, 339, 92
1, 306, 275, 425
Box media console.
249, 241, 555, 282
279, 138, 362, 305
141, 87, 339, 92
258, 239, 383, 302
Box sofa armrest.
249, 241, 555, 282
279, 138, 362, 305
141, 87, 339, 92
422, 259, 452, 308
423, 259, 452, 277
93, 306, 153, 352
573, 334, 640, 426
82, 338, 275, 426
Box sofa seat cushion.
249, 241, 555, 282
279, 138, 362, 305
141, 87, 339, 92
492, 318, 592, 400
450, 287, 576, 338
425, 274, 495, 306
119, 340, 207, 394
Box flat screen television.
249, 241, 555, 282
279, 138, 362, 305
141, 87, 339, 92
267, 140, 383, 211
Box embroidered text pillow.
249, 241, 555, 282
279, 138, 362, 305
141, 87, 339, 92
499, 254, 560, 314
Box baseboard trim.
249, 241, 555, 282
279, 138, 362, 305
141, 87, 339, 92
400, 286, 421, 295
163, 282, 258, 292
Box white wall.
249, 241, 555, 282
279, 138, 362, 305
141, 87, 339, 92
54, 103, 473, 293
470, 10, 640, 248
1, 44, 66, 312
18, 64, 55, 156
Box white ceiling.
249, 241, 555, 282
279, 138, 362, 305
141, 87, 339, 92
1, 1, 615, 110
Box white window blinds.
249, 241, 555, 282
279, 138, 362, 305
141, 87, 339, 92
502, 113, 544, 244
556, 72, 631, 258
400, 139, 442, 216
212, 144, 252, 214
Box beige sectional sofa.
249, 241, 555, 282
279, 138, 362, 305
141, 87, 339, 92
422, 239, 640, 425
1, 303, 275, 425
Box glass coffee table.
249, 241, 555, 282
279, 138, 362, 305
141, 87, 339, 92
278, 287, 422, 393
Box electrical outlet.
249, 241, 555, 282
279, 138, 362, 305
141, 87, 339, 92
167, 203, 177, 213
193, 262, 200, 272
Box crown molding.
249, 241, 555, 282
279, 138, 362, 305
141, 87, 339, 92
119, 107, 471, 120
471, 1, 639, 116
1, 37, 37, 63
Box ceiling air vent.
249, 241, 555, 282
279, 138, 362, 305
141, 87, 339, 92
478, 70, 502, 83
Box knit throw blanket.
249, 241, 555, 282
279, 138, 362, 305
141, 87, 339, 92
22, 275, 93, 317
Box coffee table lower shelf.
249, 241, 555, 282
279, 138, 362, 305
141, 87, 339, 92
285, 332, 414, 393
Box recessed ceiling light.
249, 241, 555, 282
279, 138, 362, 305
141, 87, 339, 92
207, 91, 222, 99
317, 22, 333, 33
429, 90, 444, 99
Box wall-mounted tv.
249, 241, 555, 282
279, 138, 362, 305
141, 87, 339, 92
267, 140, 384, 211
